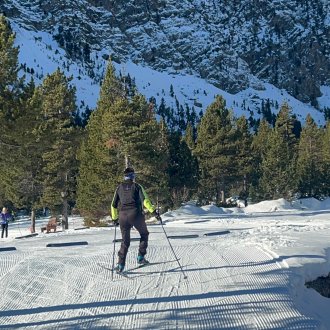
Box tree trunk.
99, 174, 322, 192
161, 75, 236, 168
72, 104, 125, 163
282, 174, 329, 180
220, 179, 225, 204
221, 190, 225, 204
62, 197, 69, 230
30, 209, 36, 233
125, 154, 131, 168
243, 174, 248, 206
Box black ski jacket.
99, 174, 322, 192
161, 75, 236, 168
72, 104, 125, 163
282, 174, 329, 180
111, 180, 155, 221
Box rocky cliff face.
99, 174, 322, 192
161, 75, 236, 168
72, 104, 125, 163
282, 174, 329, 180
1, 0, 330, 107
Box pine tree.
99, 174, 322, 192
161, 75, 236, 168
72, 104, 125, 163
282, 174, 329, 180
36, 69, 79, 229
77, 62, 169, 222
9, 80, 44, 232
255, 102, 298, 200
0, 14, 20, 123
102, 95, 170, 207
0, 14, 25, 211
184, 122, 196, 150
320, 121, 330, 196
168, 130, 198, 207
194, 95, 237, 204
76, 111, 118, 222
98, 60, 125, 110
249, 119, 272, 201
77, 61, 126, 222
235, 116, 253, 205
252, 119, 272, 158
275, 102, 297, 152
258, 130, 285, 199
156, 119, 171, 210
0, 15, 46, 230
296, 114, 323, 197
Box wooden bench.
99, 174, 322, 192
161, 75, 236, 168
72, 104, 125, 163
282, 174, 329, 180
41, 217, 58, 233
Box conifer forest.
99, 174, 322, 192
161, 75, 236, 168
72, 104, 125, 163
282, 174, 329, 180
0, 15, 329, 229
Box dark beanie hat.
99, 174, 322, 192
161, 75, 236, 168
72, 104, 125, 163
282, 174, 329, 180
124, 167, 135, 175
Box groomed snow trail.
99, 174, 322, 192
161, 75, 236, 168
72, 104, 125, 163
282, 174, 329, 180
0, 224, 320, 329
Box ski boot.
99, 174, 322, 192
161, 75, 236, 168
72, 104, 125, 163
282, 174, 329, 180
114, 263, 125, 273
137, 255, 149, 266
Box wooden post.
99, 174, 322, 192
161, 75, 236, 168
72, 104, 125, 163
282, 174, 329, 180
61, 191, 69, 230
30, 209, 36, 233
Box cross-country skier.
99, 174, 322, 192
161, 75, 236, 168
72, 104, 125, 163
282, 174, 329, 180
111, 167, 160, 273
1, 207, 12, 238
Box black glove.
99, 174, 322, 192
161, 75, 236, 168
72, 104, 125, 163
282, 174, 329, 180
153, 210, 162, 223
113, 219, 119, 226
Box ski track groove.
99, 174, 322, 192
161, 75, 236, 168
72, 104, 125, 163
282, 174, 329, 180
0, 228, 321, 329
136, 246, 179, 329
200, 242, 255, 329
220, 245, 318, 329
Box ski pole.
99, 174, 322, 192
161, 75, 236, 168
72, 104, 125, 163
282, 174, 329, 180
111, 223, 117, 281
157, 193, 187, 279
159, 220, 187, 279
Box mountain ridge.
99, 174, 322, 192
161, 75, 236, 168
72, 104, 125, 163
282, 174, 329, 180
1, 0, 329, 123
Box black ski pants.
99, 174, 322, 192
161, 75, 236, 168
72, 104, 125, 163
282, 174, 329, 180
1, 223, 8, 238
118, 209, 149, 265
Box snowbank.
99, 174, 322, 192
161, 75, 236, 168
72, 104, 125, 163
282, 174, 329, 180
164, 204, 206, 219
200, 204, 229, 214
245, 198, 295, 213
291, 198, 322, 210
320, 197, 330, 210
163, 197, 330, 221
291, 197, 330, 211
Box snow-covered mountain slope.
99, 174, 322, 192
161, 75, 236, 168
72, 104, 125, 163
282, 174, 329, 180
12, 24, 328, 125
2, 0, 330, 124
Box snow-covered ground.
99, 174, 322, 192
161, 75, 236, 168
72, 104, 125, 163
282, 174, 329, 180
1, 198, 330, 329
